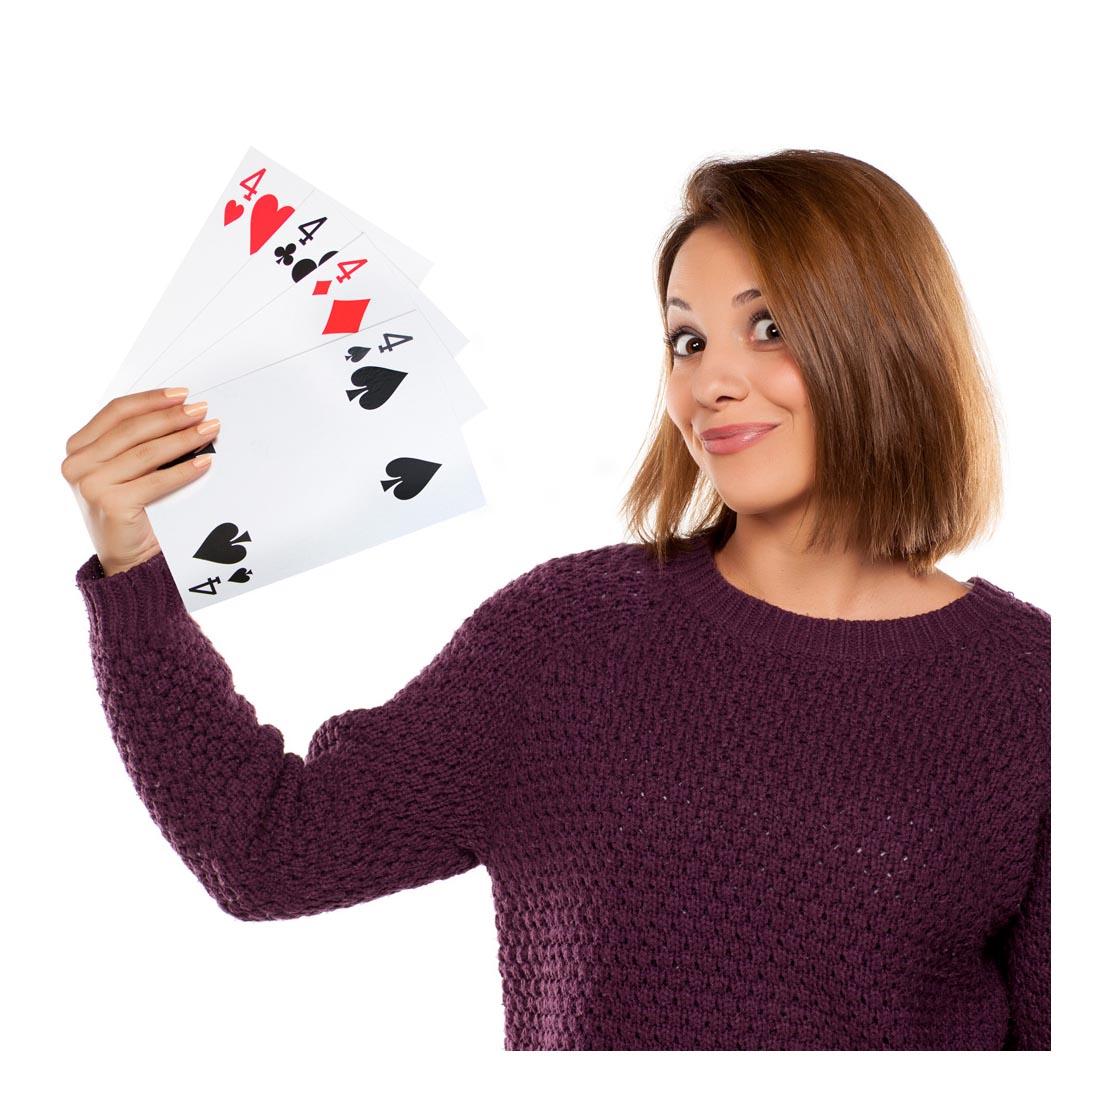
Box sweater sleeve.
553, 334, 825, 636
74, 548, 531, 921
998, 806, 1051, 1050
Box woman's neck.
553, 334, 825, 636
713, 536, 971, 621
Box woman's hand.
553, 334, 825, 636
61, 387, 221, 576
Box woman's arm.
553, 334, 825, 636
998, 806, 1051, 1049
75, 549, 533, 921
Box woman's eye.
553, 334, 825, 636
665, 329, 703, 358
750, 309, 782, 343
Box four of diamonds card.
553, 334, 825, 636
101, 148, 486, 613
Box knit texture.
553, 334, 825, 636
74, 531, 1051, 1050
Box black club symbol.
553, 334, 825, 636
274, 243, 297, 266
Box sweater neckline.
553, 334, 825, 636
666, 532, 1010, 660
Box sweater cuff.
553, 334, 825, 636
75, 550, 190, 645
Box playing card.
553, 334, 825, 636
146, 307, 484, 613
99, 148, 472, 406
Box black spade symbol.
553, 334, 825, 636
347, 365, 407, 410
345, 345, 370, 363
291, 248, 338, 283
380, 457, 442, 501
194, 522, 252, 564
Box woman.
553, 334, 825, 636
62, 149, 1050, 1051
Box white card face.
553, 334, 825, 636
146, 308, 484, 613
100, 147, 472, 405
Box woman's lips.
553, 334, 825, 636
700, 423, 779, 454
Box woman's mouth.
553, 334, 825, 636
700, 423, 779, 455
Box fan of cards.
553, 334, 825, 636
101, 148, 486, 613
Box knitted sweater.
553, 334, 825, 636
74, 531, 1051, 1050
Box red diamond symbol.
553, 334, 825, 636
323, 298, 370, 335
313, 279, 332, 296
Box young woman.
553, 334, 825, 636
63, 149, 1050, 1051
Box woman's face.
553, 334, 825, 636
664, 223, 817, 522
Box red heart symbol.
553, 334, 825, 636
249, 193, 295, 255
224, 199, 244, 226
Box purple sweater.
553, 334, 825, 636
74, 532, 1051, 1050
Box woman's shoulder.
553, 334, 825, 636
519, 539, 651, 582
480, 540, 660, 638
500, 539, 650, 604
964, 576, 1050, 712
972, 576, 1050, 649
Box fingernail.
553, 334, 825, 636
183, 401, 208, 416
164, 387, 189, 398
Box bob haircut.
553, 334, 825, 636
620, 149, 1004, 578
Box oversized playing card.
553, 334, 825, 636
99, 148, 482, 421
146, 307, 483, 613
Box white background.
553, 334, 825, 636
5, 0, 1091, 1094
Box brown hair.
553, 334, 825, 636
619, 149, 1004, 578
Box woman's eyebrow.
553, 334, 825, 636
665, 287, 762, 314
